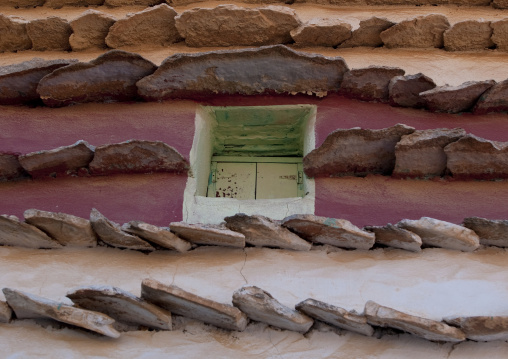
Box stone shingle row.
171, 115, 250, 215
2, 6, 508, 52
0, 47, 507, 114
304, 125, 508, 180
1, 281, 507, 342
0, 139, 188, 182
0, 209, 507, 252
5, 0, 508, 9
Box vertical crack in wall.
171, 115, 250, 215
268, 329, 283, 358
446, 342, 460, 359
239, 248, 248, 285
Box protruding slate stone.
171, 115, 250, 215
365, 301, 465, 342
141, 279, 247, 331
45, 0, 104, 9
122, 221, 192, 252
69, 10, 116, 51
397, 217, 480, 251
90, 208, 154, 251
339, 17, 394, 48
281, 214, 374, 250
491, 20, 508, 51
224, 214, 311, 251
364, 224, 422, 252
340, 66, 405, 102
463, 217, 508, 247
0, 301, 12, 323
89, 140, 188, 176
137, 45, 348, 100
4, 0, 45, 6
444, 20, 493, 51
290, 18, 351, 47
67, 285, 172, 331
169, 222, 245, 248
0, 154, 27, 182
303, 124, 415, 178
296, 298, 374, 336
232, 286, 313, 333
393, 128, 466, 178
0, 215, 61, 249
0, 15, 32, 53
175, 5, 301, 47
24, 209, 97, 248
420, 80, 495, 113
18, 141, 94, 178
105, 0, 163, 5
27, 17, 72, 51
445, 316, 508, 342
0, 58, 75, 106
105, 4, 181, 48
37, 51, 157, 107
492, 0, 508, 8
444, 134, 508, 180
3, 288, 120, 338
388, 73, 436, 108
474, 79, 508, 114
380, 14, 450, 48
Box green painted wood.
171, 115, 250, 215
211, 156, 303, 163
208, 162, 256, 199
256, 163, 299, 199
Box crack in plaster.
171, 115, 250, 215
268, 329, 283, 358
446, 342, 460, 358
239, 248, 248, 285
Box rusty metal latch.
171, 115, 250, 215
298, 171, 303, 184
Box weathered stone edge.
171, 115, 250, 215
0, 210, 506, 252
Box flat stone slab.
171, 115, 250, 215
175, 5, 301, 47
340, 66, 405, 102
0, 58, 75, 106
444, 134, 508, 180
296, 298, 374, 336
393, 128, 466, 178
137, 45, 348, 100
388, 73, 436, 108
89, 140, 188, 176
291, 18, 351, 47
0, 154, 27, 182
380, 14, 450, 48
281, 214, 375, 250
169, 222, 245, 248
0, 301, 12, 323
3, 288, 120, 338
69, 10, 115, 51
365, 301, 465, 342
445, 316, 508, 341
141, 279, 247, 331
106, 4, 181, 48
421, 80, 495, 113
122, 220, 192, 252
37, 50, 156, 107
27, 17, 72, 51
105, 0, 163, 5
364, 223, 422, 252
224, 214, 311, 251
46, 0, 104, 8
232, 286, 313, 333
303, 124, 415, 178
67, 285, 172, 331
24, 209, 97, 248
339, 17, 394, 48
462, 217, 508, 247
0, 215, 61, 249
0, 15, 32, 53
444, 20, 493, 51
491, 20, 508, 51
474, 79, 508, 114
18, 140, 94, 179
90, 209, 154, 251
397, 217, 480, 252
